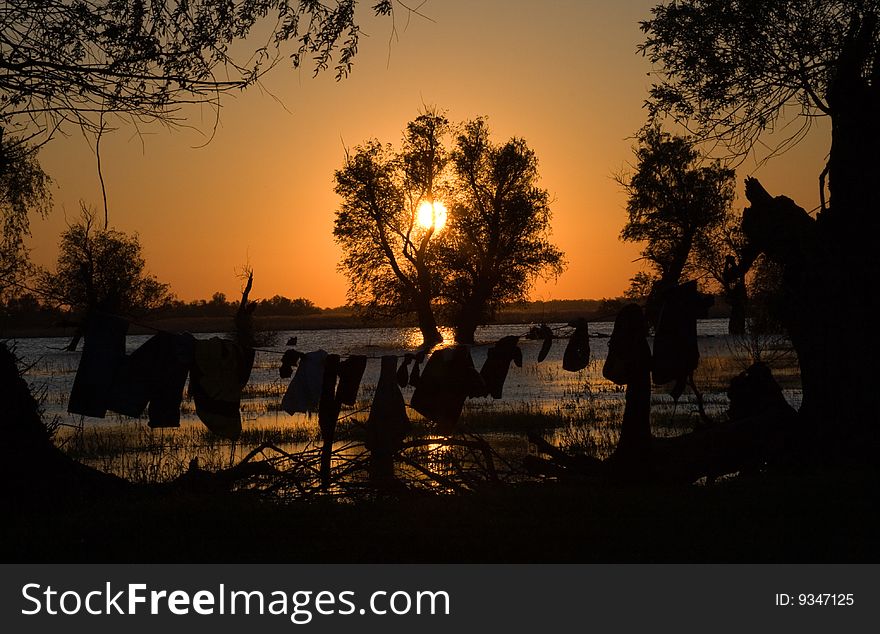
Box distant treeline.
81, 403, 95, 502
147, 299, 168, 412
1, 292, 735, 336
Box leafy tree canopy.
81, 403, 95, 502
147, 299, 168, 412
619, 127, 735, 292
639, 0, 878, 159
0, 128, 51, 299
1, 0, 398, 141
334, 110, 565, 344
40, 205, 172, 314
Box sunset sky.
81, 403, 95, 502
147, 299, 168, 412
31, 0, 830, 307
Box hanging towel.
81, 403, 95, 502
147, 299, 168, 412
562, 318, 590, 372
189, 337, 254, 440
652, 281, 712, 390
479, 336, 522, 399
281, 350, 328, 414
318, 354, 342, 440
409, 352, 424, 387
68, 312, 129, 418
335, 354, 367, 405
411, 345, 486, 433
107, 331, 194, 428
366, 355, 411, 453
603, 304, 650, 386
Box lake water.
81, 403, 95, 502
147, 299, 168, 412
11, 318, 801, 425
8, 319, 803, 480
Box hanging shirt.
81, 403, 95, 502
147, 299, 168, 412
562, 318, 590, 372
411, 345, 486, 433
480, 336, 523, 399
189, 337, 254, 441
366, 355, 410, 454
603, 305, 652, 468
281, 350, 328, 414
107, 331, 194, 428
68, 312, 129, 418
335, 355, 367, 405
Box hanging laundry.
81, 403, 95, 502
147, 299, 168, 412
479, 335, 523, 399
534, 324, 554, 362
335, 354, 367, 405
651, 281, 713, 395
107, 331, 194, 428
318, 354, 342, 440
189, 337, 254, 441
396, 353, 415, 388
281, 350, 328, 414
68, 312, 129, 418
318, 354, 342, 488
366, 355, 411, 454
279, 349, 303, 379
603, 305, 652, 470
411, 345, 486, 433
562, 318, 590, 372
409, 351, 424, 387
603, 304, 650, 386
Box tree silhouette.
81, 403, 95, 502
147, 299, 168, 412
334, 111, 564, 345
642, 0, 880, 456
0, 1, 399, 142
691, 212, 750, 335
441, 118, 565, 343
618, 127, 734, 321
333, 111, 448, 346
0, 128, 51, 301
40, 206, 171, 315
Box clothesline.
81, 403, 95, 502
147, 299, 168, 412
2, 276, 610, 360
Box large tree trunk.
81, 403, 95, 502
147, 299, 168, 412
453, 284, 492, 344
742, 178, 879, 460
414, 295, 442, 347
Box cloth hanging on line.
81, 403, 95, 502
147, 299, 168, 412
408, 352, 424, 387
189, 337, 255, 441
410, 345, 486, 433
68, 312, 129, 418
335, 354, 367, 405
479, 336, 523, 399
107, 331, 194, 428
602, 304, 650, 387
366, 355, 411, 454
281, 350, 329, 414
562, 318, 590, 372
279, 349, 303, 379
396, 354, 415, 388
318, 354, 342, 440
651, 281, 712, 399
531, 324, 554, 362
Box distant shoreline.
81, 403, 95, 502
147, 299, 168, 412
1, 299, 734, 339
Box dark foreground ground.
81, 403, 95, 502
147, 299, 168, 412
4, 466, 877, 563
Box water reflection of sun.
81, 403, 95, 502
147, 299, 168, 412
402, 326, 454, 349
416, 200, 447, 231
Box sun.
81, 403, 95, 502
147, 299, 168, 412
416, 200, 448, 231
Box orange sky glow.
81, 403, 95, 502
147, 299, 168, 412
30, 1, 830, 307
